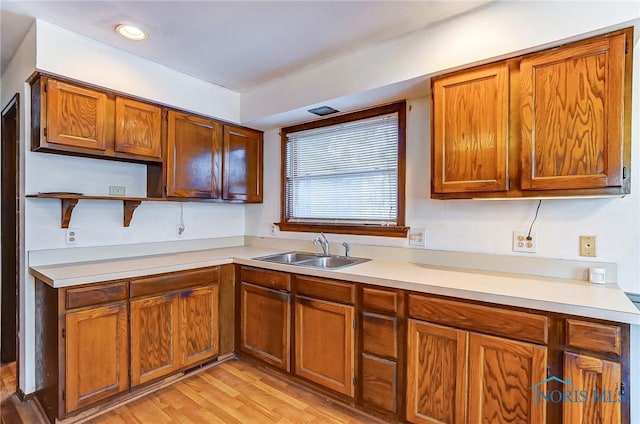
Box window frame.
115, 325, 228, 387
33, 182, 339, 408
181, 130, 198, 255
278, 101, 408, 238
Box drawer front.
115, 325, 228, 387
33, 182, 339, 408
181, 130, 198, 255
130, 267, 219, 298
409, 294, 548, 345
566, 319, 621, 355
362, 312, 398, 359
362, 287, 399, 314
66, 281, 128, 309
241, 267, 291, 292
295, 275, 355, 304
362, 353, 397, 413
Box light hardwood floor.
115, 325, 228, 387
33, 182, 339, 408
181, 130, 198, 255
1, 359, 384, 424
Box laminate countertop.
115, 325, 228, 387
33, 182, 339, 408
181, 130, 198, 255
29, 246, 640, 325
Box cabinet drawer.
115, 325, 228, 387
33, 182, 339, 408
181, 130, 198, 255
409, 294, 548, 345
130, 268, 219, 298
362, 312, 398, 359
66, 281, 128, 309
295, 275, 355, 304
566, 319, 621, 356
362, 287, 399, 314
241, 267, 290, 292
362, 353, 397, 413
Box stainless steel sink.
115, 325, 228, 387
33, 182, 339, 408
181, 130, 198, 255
253, 251, 370, 269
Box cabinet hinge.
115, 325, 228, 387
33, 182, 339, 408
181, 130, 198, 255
623, 166, 629, 179
620, 382, 626, 396
62, 328, 65, 338
546, 365, 551, 379
352, 376, 357, 385
625, 42, 629, 55
62, 390, 65, 401
352, 319, 357, 329
44, 83, 47, 93
43, 128, 47, 138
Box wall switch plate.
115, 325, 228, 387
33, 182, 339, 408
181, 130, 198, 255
270, 224, 278, 235
513, 231, 536, 253
65, 229, 78, 245
579, 235, 596, 257
408, 228, 427, 248
109, 185, 126, 196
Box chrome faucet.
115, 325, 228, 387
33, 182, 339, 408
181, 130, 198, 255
342, 242, 350, 257
313, 233, 330, 256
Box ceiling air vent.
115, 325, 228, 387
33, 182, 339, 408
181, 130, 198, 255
308, 106, 339, 116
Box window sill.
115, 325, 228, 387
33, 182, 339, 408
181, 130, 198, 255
276, 222, 409, 238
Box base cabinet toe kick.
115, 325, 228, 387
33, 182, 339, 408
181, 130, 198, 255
34, 263, 631, 424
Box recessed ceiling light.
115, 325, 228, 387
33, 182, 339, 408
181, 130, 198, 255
308, 106, 339, 116
115, 24, 147, 41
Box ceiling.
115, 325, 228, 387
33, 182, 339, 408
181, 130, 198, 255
1, 1, 490, 93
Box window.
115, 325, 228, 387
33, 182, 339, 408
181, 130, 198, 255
279, 101, 407, 237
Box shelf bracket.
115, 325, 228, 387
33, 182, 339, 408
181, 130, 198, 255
61, 198, 79, 229
123, 200, 142, 227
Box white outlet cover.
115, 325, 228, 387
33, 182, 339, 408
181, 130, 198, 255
512, 231, 536, 253
65, 228, 78, 245
409, 228, 427, 248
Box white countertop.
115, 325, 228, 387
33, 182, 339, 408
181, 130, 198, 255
29, 246, 640, 325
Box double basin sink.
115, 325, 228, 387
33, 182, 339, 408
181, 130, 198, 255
253, 251, 370, 270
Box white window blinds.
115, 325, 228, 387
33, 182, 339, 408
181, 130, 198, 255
285, 113, 399, 225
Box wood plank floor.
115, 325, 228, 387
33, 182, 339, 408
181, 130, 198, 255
1, 359, 385, 424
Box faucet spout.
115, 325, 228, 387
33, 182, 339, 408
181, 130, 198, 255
312, 233, 330, 256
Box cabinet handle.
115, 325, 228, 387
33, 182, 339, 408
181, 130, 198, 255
364, 314, 394, 325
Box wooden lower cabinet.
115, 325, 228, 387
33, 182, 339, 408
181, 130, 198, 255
181, 285, 219, 367
564, 352, 622, 424
240, 282, 291, 370
65, 302, 129, 413
295, 295, 355, 397
406, 320, 547, 424
362, 353, 398, 413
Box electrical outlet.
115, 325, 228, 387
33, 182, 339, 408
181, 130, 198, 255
408, 228, 427, 248
270, 224, 278, 235
513, 231, 536, 253
579, 235, 596, 257
109, 185, 126, 196
176, 225, 185, 238
65, 229, 78, 245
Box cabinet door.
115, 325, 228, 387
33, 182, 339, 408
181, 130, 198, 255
468, 333, 547, 424
167, 110, 222, 198
432, 63, 509, 193
406, 319, 468, 424
295, 295, 355, 397
115, 97, 162, 158
564, 352, 622, 424
65, 302, 128, 413
240, 282, 291, 371
46, 79, 107, 151
520, 33, 626, 190
222, 125, 263, 202
180, 285, 219, 368
130, 293, 180, 386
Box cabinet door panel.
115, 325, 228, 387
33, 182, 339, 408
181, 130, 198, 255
115, 97, 162, 158
520, 34, 625, 190
362, 353, 397, 413
468, 333, 547, 424
432, 63, 509, 193
240, 282, 291, 371
406, 319, 467, 424
167, 110, 221, 198
564, 352, 622, 424
181, 285, 219, 367
223, 125, 263, 202
295, 296, 354, 397
46, 79, 107, 151
65, 302, 128, 413
131, 293, 180, 386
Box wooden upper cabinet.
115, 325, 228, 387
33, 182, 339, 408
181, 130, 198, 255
432, 63, 509, 194
115, 97, 162, 158
65, 302, 128, 413
223, 125, 263, 202
167, 110, 222, 198
46, 79, 108, 151
564, 352, 622, 424
520, 33, 626, 191
468, 333, 547, 424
